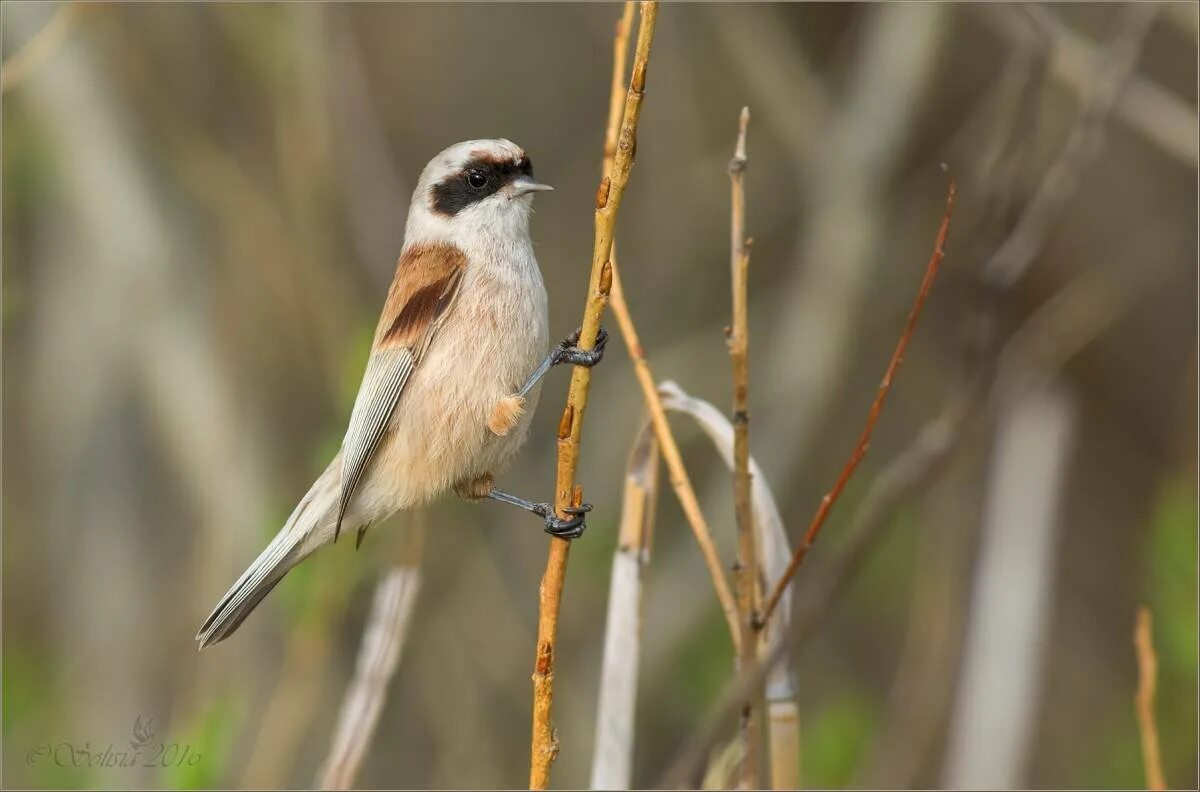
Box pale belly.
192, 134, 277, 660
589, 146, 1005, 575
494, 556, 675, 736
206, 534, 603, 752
353, 265, 548, 519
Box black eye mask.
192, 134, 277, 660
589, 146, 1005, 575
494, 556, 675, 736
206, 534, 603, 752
431, 155, 534, 217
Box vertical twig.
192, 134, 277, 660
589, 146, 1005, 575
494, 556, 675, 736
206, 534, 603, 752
1134, 607, 1167, 791
602, 2, 638, 178
528, 4, 658, 788
726, 106, 761, 789
757, 180, 957, 629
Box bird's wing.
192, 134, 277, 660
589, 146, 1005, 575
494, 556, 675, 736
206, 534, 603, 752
336, 242, 467, 541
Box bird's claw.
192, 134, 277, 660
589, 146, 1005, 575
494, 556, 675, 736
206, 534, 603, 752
553, 326, 608, 368
532, 501, 592, 539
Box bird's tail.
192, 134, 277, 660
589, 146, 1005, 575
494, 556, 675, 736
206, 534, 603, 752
196, 459, 340, 649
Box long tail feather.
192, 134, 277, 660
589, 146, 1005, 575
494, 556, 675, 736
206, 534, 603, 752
196, 460, 339, 649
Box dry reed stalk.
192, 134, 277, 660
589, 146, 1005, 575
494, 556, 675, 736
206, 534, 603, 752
726, 106, 761, 790
317, 519, 427, 789
528, 4, 658, 787
656, 381, 799, 788
589, 420, 660, 789
766, 700, 800, 790
757, 179, 957, 629
1134, 607, 1166, 791
318, 568, 422, 789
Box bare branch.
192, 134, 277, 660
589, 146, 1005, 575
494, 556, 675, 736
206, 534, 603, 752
528, 4, 657, 787
758, 180, 957, 629
726, 105, 763, 790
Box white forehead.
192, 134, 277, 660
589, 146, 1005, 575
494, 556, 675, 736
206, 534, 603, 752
418, 138, 526, 185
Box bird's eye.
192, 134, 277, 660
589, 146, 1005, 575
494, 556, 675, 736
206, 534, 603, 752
466, 170, 488, 189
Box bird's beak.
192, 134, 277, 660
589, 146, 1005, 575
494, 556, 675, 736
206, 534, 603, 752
509, 178, 554, 197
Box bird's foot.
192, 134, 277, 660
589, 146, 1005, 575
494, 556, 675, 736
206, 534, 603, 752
530, 501, 592, 540
487, 489, 592, 539
552, 326, 608, 368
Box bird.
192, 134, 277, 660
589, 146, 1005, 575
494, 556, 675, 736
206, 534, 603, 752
196, 139, 606, 649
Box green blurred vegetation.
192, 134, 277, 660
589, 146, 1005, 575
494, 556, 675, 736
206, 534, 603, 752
803, 693, 879, 788
1145, 475, 1198, 786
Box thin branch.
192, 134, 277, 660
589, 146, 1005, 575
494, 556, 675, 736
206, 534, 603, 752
607, 268, 742, 651
602, 2, 638, 179
528, 4, 657, 788
726, 105, 761, 790
758, 179, 957, 629
1134, 606, 1167, 792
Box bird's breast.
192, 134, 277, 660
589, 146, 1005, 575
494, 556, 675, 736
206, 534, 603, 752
369, 246, 548, 510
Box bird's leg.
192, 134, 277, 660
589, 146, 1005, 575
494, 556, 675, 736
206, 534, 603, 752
488, 489, 592, 540
515, 326, 609, 399
488, 326, 609, 437
454, 474, 591, 539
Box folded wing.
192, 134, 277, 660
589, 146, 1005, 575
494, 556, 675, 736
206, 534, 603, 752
336, 242, 467, 543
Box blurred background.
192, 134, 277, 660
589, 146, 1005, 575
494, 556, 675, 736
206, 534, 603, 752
3, 2, 1196, 789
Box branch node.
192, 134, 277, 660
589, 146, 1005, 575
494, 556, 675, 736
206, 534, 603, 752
631, 61, 647, 93
595, 177, 612, 210
557, 404, 574, 440
599, 260, 614, 296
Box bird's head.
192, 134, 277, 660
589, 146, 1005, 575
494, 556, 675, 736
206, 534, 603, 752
407, 139, 551, 243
